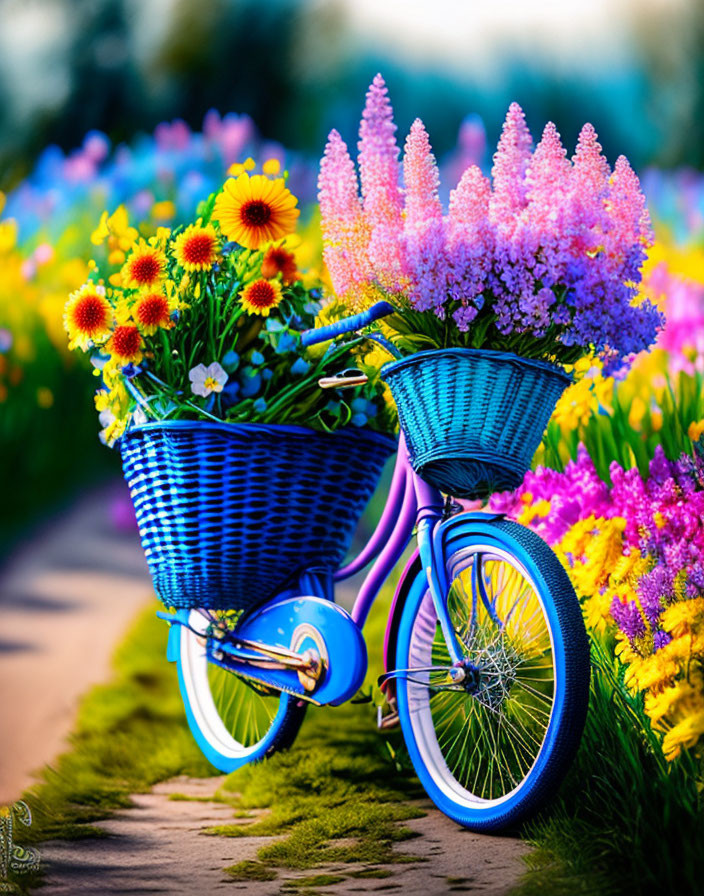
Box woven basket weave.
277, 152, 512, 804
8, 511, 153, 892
121, 420, 395, 611
382, 348, 570, 499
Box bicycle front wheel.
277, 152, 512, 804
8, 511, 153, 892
176, 610, 307, 772
395, 518, 589, 831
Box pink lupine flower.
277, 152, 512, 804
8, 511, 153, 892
489, 102, 533, 234
402, 119, 447, 312
567, 123, 611, 246
403, 119, 442, 227
446, 166, 493, 325
358, 74, 405, 289
605, 155, 654, 269
525, 122, 571, 231
318, 129, 371, 303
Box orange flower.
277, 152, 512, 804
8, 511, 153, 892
134, 292, 172, 335
261, 244, 299, 285
240, 278, 284, 317
122, 240, 167, 289
172, 223, 219, 271
64, 283, 113, 350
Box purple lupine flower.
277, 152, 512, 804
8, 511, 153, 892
611, 596, 647, 642
638, 565, 672, 625
653, 630, 672, 651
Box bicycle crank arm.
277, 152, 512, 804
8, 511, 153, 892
160, 595, 368, 706
210, 638, 325, 691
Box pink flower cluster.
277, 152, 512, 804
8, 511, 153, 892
491, 445, 704, 645
646, 262, 704, 376
318, 75, 662, 368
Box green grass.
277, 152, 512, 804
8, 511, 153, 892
16, 606, 216, 849
511, 637, 704, 896
207, 581, 427, 881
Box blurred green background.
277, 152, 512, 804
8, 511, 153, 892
1, 0, 704, 187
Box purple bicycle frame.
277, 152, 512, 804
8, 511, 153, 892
332, 432, 463, 666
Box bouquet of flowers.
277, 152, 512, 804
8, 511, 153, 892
319, 75, 662, 374
63, 159, 395, 445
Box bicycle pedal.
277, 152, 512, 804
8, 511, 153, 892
376, 704, 400, 730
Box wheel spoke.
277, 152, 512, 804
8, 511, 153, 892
411, 547, 556, 803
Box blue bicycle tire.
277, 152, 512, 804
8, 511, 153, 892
395, 518, 589, 831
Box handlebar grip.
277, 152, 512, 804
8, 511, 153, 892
300, 300, 396, 347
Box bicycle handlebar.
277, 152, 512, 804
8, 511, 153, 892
299, 300, 396, 347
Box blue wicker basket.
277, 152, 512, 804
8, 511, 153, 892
120, 420, 395, 611
382, 348, 571, 499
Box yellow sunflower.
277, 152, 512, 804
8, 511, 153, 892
64, 283, 113, 350
213, 174, 299, 250
172, 223, 219, 271
240, 278, 284, 316
121, 239, 167, 289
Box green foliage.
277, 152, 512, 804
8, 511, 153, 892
540, 368, 704, 482
383, 298, 583, 365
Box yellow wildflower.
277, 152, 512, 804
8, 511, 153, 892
688, 419, 704, 443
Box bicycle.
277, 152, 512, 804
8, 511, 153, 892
123, 301, 590, 832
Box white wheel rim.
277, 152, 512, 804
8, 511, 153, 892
179, 610, 285, 760
405, 545, 557, 809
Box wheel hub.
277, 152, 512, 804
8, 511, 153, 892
458, 639, 519, 711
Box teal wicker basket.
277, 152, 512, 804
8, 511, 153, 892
382, 348, 571, 499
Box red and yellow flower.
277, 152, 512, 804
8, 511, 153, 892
121, 240, 167, 289
172, 223, 219, 271
213, 173, 299, 250
239, 278, 284, 317
261, 243, 299, 285
107, 324, 144, 364
134, 290, 173, 335
63, 282, 113, 350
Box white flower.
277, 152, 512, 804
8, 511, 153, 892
189, 362, 228, 397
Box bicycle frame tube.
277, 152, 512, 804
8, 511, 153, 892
334, 443, 409, 581
338, 435, 465, 664
339, 435, 416, 628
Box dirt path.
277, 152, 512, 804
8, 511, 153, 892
40, 776, 529, 895
0, 483, 151, 804
0, 484, 530, 894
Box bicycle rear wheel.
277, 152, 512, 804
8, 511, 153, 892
176, 610, 306, 772
395, 519, 589, 830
